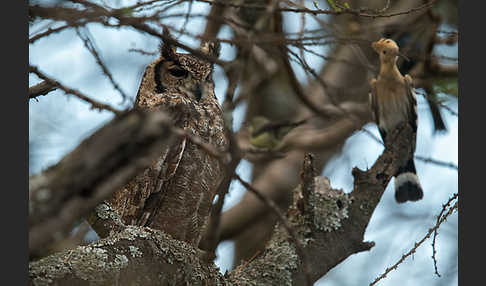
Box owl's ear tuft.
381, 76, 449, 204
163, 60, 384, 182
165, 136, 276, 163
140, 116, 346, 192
160, 27, 177, 60
200, 40, 221, 59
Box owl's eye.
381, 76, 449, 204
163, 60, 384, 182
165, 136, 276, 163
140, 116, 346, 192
168, 68, 188, 78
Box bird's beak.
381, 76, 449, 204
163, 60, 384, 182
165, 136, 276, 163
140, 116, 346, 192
397, 51, 410, 62
371, 41, 378, 52
371, 38, 384, 52
194, 83, 203, 101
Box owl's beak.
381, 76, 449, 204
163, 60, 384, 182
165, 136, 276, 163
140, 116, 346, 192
194, 83, 203, 101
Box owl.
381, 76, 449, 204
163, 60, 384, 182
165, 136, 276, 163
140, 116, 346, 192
107, 32, 228, 246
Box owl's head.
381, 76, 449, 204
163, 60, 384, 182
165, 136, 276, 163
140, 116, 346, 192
136, 29, 220, 108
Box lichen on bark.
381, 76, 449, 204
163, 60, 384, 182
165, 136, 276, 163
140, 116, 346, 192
29, 226, 226, 286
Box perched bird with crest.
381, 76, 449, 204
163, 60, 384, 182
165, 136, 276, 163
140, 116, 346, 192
107, 29, 228, 246
369, 38, 423, 203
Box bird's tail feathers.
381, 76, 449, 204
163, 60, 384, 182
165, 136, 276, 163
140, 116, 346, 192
394, 172, 423, 203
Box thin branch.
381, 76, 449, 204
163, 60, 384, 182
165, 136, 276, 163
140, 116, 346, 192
199, 78, 241, 253
195, 0, 437, 18
29, 65, 123, 114
75, 27, 130, 103
369, 200, 458, 286
362, 127, 458, 171
415, 155, 458, 170
279, 47, 332, 119
415, 90, 458, 117
29, 23, 82, 44
29, 3, 227, 67
29, 81, 57, 99
178, 0, 193, 37
127, 48, 158, 56
431, 192, 458, 277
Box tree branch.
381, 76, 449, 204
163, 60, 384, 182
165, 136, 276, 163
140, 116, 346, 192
29, 108, 178, 256
229, 123, 411, 284
29, 122, 416, 285
29, 226, 225, 285
29, 81, 57, 99
29, 65, 123, 114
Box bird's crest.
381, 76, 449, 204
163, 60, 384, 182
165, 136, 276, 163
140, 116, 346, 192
372, 38, 409, 61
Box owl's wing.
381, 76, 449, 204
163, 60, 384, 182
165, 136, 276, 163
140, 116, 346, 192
135, 135, 186, 226
155, 137, 186, 192
105, 134, 187, 227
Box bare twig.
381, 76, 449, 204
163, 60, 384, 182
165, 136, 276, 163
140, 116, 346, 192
415, 155, 458, 170
29, 81, 57, 99
362, 127, 458, 171
431, 192, 458, 277
279, 47, 332, 119
199, 68, 241, 254
75, 27, 130, 103
29, 65, 123, 114
369, 200, 458, 286
178, 0, 193, 37
195, 0, 437, 18
416, 90, 458, 117
29, 23, 82, 44
29, 3, 227, 67
128, 48, 158, 56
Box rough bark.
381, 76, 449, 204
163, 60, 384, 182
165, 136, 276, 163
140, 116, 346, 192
230, 123, 414, 285
29, 81, 57, 99
29, 226, 226, 286
29, 122, 414, 285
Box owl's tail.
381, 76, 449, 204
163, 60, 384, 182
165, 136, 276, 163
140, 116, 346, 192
394, 158, 423, 203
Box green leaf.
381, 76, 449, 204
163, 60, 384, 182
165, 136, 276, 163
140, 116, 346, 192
432, 77, 458, 98
119, 7, 134, 16
325, 0, 342, 12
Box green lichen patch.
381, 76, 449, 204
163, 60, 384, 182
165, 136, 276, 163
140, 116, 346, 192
29, 242, 129, 285
230, 232, 298, 286
310, 177, 352, 232
30, 226, 227, 285
128, 246, 143, 258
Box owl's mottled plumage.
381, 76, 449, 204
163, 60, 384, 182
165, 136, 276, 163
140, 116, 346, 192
108, 33, 228, 246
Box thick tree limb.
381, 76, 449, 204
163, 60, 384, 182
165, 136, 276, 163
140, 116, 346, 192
230, 123, 414, 285
29, 108, 178, 256
29, 122, 415, 285
29, 226, 225, 286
